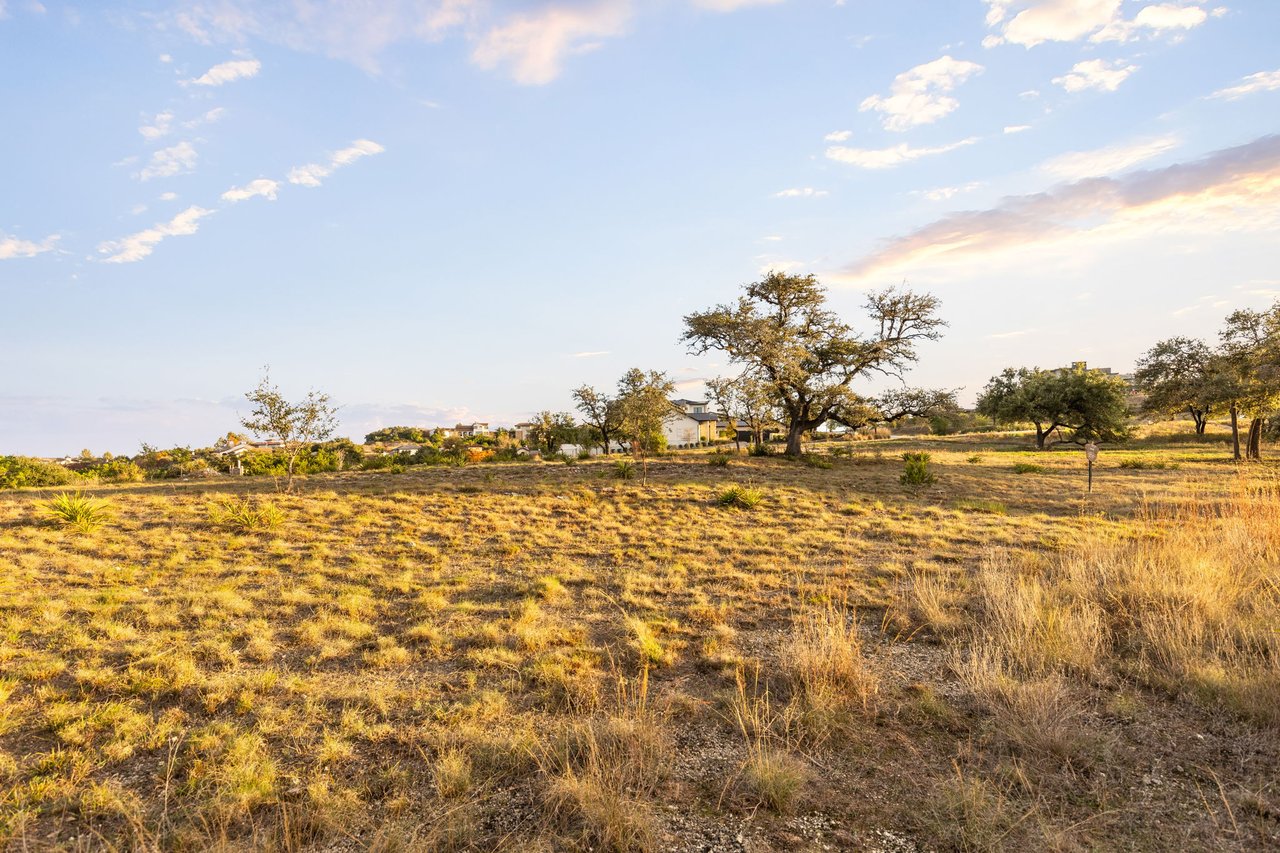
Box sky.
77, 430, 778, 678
2, 0, 1278, 456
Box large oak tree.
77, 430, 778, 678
682, 272, 946, 456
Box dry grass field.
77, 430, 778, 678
1, 425, 1278, 851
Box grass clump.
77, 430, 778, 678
900, 452, 936, 487
611, 460, 635, 480
1013, 462, 1045, 474
716, 484, 764, 509
207, 496, 285, 531
39, 492, 113, 533
955, 498, 1007, 515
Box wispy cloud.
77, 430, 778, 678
287, 139, 385, 187
221, 178, 280, 203
1210, 68, 1280, 101
1093, 3, 1209, 42
139, 141, 198, 181
824, 130, 852, 142
1003, 124, 1031, 134
692, 0, 784, 10
97, 206, 213, 263
470, 1, 632, 85
0, 232, 59, 260
860, 55, 984, 131
1042, 134, 1179, 180
826, 137, 978, 170
837, 134, 1280, 283
139, 111, 174, 141
188, 58, 261, 87
913, 181, 982, 201
1052, 58, 1138, 93
774, 187, 828, 198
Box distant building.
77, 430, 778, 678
214, 439, 286, 457
513, 422, 537, 443
1064, 361, 1146, 412
662, 399, 721, 447
454, 422, 490, 438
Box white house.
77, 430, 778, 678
662, 399, 721, 448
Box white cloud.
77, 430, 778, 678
860, 55, 984, 131
1052, 58, 1137, 92
97, 206, 213, 263
914, 181, 982, 201
185, 107, 226, 128
470, 1, 632, 86
159, 53, 172, 63
159, 192, 178, 201
837, 134, 1280, 284
221, 178, 280, 202
1092, 3, 1208, 42
824, 130, 852, 142
1004, 124, 1031, 134
1042, 134, 1179, 180
188, 58, 260, 86
983, 0, 1210, 47
1210, 69, 1280, 101
825, 137, 978, 170
774, 187, 828, 198
139, 141, 198, 180
287, 139, 385, 187
0, 232, 59, 260
139, 111, 174, 141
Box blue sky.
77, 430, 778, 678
2, 0, 1278, 455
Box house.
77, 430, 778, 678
454, 422, 490, 438
383, 443, 420, 456
662, 400, 721, 448
214, 439, 285, 457
513, 422, 538, 443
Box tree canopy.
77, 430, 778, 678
240, 368, 339, 490
1133, 337, 1216, 434
976, 366, 1129, 450
682, 272, 946, 455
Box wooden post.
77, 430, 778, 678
1084, 443, 1098, 493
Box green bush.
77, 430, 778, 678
966, 454, 983, 464
83, 459, 145, 483
900, 452, 935, 487
717, 484, 764, 509
40, 492, 113, 533
612, 460, 635, 480
1013, 462, 1045, 474
0, 456, 79, 490
748, 443, 773, 457
707, 453, 731, 468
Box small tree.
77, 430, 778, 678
976, 366, 1129, 450
240, 368, 339, 491
1217, 304, 1280, 460
705, 374, 780, 451
570, 385, 623, 454
1134, 337, 1215, 434
528, 410, 577, 455
616, 368, 676, 484
683, 272, 945, 456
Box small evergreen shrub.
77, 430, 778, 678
1013, 462, 1045, 474
0, 456, 79, 490
900, 452, 936, 487
208, 497, 285, 532
717, 484, 764, 509
40, 492, 114, 533
612, 460, 635, 480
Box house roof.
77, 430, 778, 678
671, 398, 708, 406
687, 412, 720, 422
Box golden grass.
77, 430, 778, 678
0, 427, 1276, 849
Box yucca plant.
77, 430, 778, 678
208, 496, 285, 532
612, 460, 635, 480
40, 492, 114, 533
717, 484, 764, 510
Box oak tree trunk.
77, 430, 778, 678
1247, 417, 1263, 460
1230, 406, 1241, 461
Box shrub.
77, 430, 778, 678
716, 484, 764, 510
611, 460, 635, 480
0, 456, 79, 489
748, 443, 773, 457
707, 453, 731, 468
1013, 462, 1045, 474
208, 497, 285, 532
803, 455, 833, 470
967, 454, 983, 464
84, 459, 145, 483
900, 452, 935, 487
40, 492, 113, 533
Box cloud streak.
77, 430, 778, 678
97, 206, 214, 263
139, 141, 198, 180
0, 232, 59, 260
1211, 68, 1280, 100
288, 139, 385, 187
188, 58, 261, 86
826, 137, 978, 169
221, 178, 280, 202
838, 134, 1280, 283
